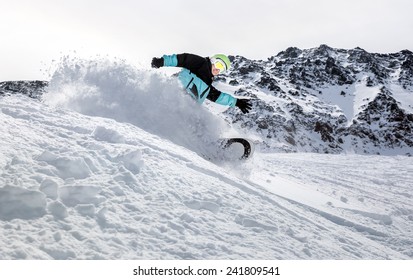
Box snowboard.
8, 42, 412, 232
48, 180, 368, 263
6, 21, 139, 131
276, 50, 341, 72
217, 138, 254, 160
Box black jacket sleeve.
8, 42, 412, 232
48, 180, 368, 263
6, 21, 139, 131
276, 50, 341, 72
176, 53, 207, 73
206, 86, 221, 102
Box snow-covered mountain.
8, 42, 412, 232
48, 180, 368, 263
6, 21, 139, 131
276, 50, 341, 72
1, 47, 412, 260
220, 45, 413, 155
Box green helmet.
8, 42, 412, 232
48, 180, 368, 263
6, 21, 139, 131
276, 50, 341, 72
211, 54, 231, 72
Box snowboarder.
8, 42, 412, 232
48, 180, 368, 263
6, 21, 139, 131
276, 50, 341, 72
151, 53, 252, 113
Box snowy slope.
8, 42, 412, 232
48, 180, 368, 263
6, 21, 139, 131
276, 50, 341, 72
1, 58, 412, 259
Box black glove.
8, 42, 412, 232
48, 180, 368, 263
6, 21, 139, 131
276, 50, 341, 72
235, 98, 252, 114
151, 57, 164, 68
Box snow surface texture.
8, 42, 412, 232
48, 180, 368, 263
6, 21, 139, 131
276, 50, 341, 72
1, 56, 413, 259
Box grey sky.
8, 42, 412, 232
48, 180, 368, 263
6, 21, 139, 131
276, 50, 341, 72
1, 0, 412, 80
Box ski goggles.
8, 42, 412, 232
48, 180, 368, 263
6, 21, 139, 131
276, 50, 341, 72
211, 58, 227, 73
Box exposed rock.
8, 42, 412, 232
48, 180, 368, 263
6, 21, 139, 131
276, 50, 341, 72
223, 45, 413, 155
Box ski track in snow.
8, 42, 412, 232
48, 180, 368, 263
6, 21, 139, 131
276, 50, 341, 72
1, 95, 412, 260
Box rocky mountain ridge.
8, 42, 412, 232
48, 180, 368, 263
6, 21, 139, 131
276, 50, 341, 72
220, 45, 413, 155
0, 80, 47, 99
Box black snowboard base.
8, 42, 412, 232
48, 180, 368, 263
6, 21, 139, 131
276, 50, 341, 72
219, 138, 254, 160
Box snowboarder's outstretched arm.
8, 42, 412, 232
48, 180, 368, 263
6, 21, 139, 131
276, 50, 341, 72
152, 54, 205, 71
207, 87, 252, 113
